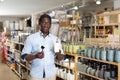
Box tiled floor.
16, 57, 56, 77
0, 53, 20, 80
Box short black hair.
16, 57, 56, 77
39, 14, 51, 25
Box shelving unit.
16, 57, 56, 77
94, 10, 120, 38
78, 71, 103, 80
7, 41, 120, 80
3, 10, 120, 80
85, 10, 120, 47
55, 50, 120, 80
58, 12, 81, 42
77, 55, 120, 79
6, 40, 29, 80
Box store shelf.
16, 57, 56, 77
95, 34, 108, 37
93, 23, 120, 26
6, 61, 21, 78
55, 62, 74, 70
7, 54, 14, 59
5, 40, 29, 80
14, 49, 22, 53
7, 48, 14, 53
65, 52, 77, 57
12, 68, 22, 78
77, 71, 103, 80
7, 40, 24, 45
78, 55, 120, 66
97, 10, 120, 16
15, 61, 30, 70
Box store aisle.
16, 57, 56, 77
0, 52, 20, 80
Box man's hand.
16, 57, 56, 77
35, 51, 44, 59
56, 50, 64, 60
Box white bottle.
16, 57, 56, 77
64, 59, 69, 67
59, 68, 62, 77
54, 39, 60, 53
56, 67, 59, 75
61, 68, 64, 78
70, 57, 74, 68
67, 70, 71, 80
70, 71, 74, 80
63, 68, 67, 79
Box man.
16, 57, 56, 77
21, 14, 64, 80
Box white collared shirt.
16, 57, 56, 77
22, 31, 64, 78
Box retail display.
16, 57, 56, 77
2, 9, 120, 80
6, 40, 29, 80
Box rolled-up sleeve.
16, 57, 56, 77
21, 36, 32, 61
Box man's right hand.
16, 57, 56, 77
25, 51, 44, 62
35, 51, 44, 59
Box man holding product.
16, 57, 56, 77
22, 14, 64, 80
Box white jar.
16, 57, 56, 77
63, 59, 69, 67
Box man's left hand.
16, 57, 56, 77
56, 50, 64, 60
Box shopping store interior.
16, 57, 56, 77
0, 0, 120, 80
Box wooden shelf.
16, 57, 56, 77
78, 55, 120, 66
15, 61, 30, 70
12, 68, 22, 78
93, 23, 120, 26
7, 54, 14, 59
14, 49, 22, 53
14, 41, 24, 45
56, 75, 66, 80
7, 40, 24, 45
65, 52, 77, 57
95, 34, 108, 36
55, 62, 74, 70
7, 48, 15, 52
7, 61, 21, 79
78, 71, 103, 80
97, 10, 120, 16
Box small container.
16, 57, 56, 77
95, 47, 101, 60
68, 44, 73, 53
91, 46, 96, 58
107, 48, 114, 62
70, 58, 74, 68
115, 49, 120, 63
100, 47, 107, 61
63, 59, 69, 67
73, 45, 80, 54
87, 47, 92, 58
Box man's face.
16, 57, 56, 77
40, 18, 51, 33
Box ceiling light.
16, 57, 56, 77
73, 6, 78, 10
96, 0, 101, 5
52, 11, 55, 15
0, 0, 4, 2
61, 5, 64, 8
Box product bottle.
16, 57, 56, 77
63, 68, 67, 79
104, 64, 111, 80
54, 39, 60, 53
111, 65, 116, 78
95, 66, 100, 77
99, 65, 105, 78
70, 71, 74, 80
70, 57, 74, 68
67, 70, 71, 80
